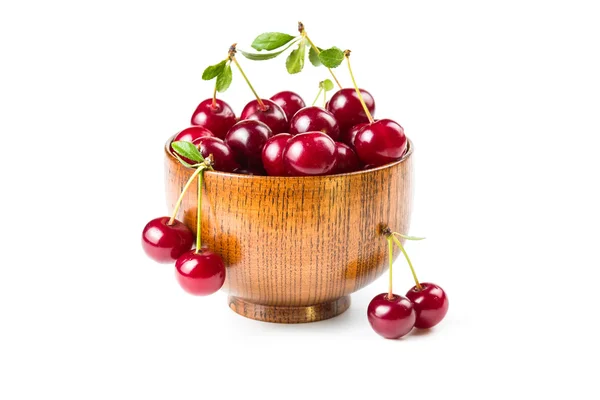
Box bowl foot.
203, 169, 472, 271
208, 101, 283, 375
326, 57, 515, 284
228, 296, 351, 324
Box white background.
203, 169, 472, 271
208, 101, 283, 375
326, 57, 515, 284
1, 0, 599, 398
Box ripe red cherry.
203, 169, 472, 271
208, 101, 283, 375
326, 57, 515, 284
270, 91, 306, 121
333, 143, 361, 174
341, 122, 369, 149
261, 133, 292, 176
354, 119, 407, 167
142, 217, 194, 264
175, 249, 226, 296
191, 99, 237, 139
195, 137, 239, 172
367, 293, 416, 339
240, 99, 288, 134
406, 283, 449, 329
282, 132, 337, 176
289, 106, 340, 141
225, 120, 272, 167
173, 126, 214, 143
327, 88, 375, 135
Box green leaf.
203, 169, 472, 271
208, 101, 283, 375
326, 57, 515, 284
308, 46, 322, 67
321, 79, 334, 91
202, 60, 227, 80
286, 42, 305, 74
251, 32, 296, 51
318, 47, 344, 68
216, 64, 232, 92
172, 141, 204, 163
173, 153, 203, 169
239, 38, 299, 61
393, 233, 426, 241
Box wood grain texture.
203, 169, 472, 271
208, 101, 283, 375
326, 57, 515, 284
164, 139, 413, 323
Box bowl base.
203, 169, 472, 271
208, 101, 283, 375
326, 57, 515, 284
228, 296, 351, 324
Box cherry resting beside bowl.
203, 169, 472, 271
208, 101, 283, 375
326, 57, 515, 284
164, 138, 413, 323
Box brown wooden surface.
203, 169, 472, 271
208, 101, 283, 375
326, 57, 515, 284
164, 139, 413, 323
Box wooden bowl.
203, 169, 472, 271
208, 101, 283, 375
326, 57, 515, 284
164, 138, 413, 323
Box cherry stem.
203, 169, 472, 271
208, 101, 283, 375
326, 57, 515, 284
195, 168, 204, 253
344, 50, 374, 123
323, 86, 327, 107
298, 22, 343, 89
387, 236, 394, 299
231, 55, 266, 111
168, 166, 206, 226
390, 235, 422, 291
211, 81, 218, 109
312, 87, 323, 106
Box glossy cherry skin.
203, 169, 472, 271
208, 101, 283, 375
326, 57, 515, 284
195, 137, 239, 172
354, 119, 407, 167
406, 283, 449, 329
270, 91, 306, 121
289, 106, 340, 141
333, 143, 361, 174
191, 98, 237, 139
261, 133, 292, 176
282, 132, 337, 176
240, 99, 288, 134
142, 217, 194, 264
175, 249, 226, 296
173, 126, 214, 143
341, 122, 369, 149
327, 88, 375, 135
367, 293, 416, 339
225, 120, 272, 167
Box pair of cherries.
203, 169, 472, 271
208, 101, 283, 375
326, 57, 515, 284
173, 87, 407, 176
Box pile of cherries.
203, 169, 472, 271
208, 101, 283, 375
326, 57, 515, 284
171, 87, 408, 176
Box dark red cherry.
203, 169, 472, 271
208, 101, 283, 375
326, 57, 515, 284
142, 217, 194, 264
327, 88, 375, 135
270, 91, 306, 121
240, 99, 288, 134
191, 99, 237, 139
261, 133, 292, 176
173, 126, 214, 143
367, 293, 416, 339
195, 137, 239, 172
289, 106, 340, 141
225, 120, 272, 167
282, 132, 336, 176
354, 119, 407, 167
175, 249, 226, 296
333, 143, 361, 174
341, 122, 369, 149
406, 283, 449, 329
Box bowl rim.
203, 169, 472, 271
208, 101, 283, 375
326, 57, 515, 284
165, 135, 413, 180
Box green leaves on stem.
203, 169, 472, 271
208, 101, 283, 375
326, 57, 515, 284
286, 40, 306, 74
308, 46, 322, 66
251, 32, 296, 51
318, 47, 344, 68
312, 79, 335, 106
202, 60, 232, 92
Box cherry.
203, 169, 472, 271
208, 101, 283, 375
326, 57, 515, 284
367, 293, 416, 339
175, 249, 226, 296
261, 133, 292, 176
289, 106, 340, 140
142, 217, 194, 264
282, 132, 337, 176
327, 88, 375, 135
195, 137, 239, 172
191, 98, 237, 139
270, 91, 306, 122
240, 99, 288, 134
406, 283, 449, 329
341, 122, 369, 149
173, 126, 214, 143
354, 119, 407, 167
333, 142, 361, 174
225, 120, 272, 167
